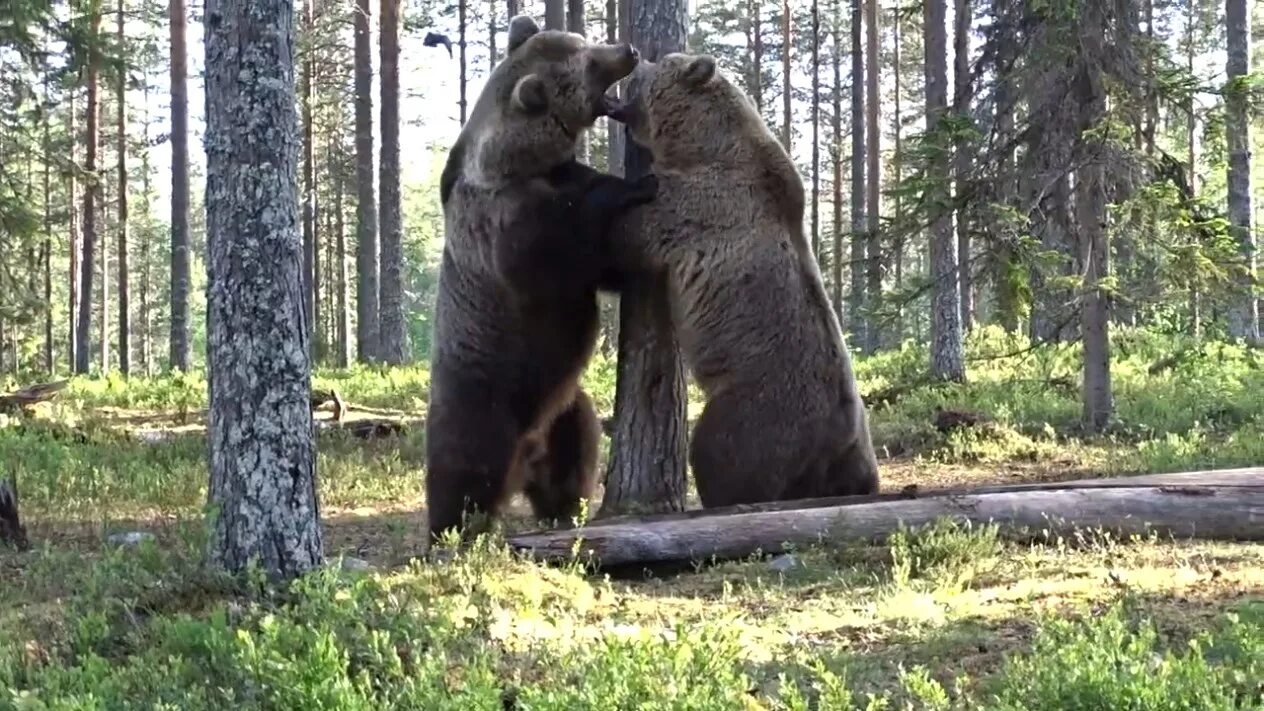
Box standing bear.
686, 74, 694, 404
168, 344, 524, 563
425, 16, 657, 542
606, 53, 880, 506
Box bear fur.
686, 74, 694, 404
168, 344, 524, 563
425, 16, 656, 542
606, 53, 880, 507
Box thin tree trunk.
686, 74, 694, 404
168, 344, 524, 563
753, 0, 763, 113
607, 0, 623, 176
863, 0, 880, 352
68, 87, 78, 372
1225, 0, 1258, 342
507, 0, 518, 19
992, 0, 1018, 332
545, 0, 564, 29
379, 0, 407, 364
116, 0, 130, 376
568, 0, 587, 163
600, 0, 689, 517
42, 65, 53, 374
336, 153, 350, 368
302, 0, 317, 358
141, 80, 153, 375
952, 0, 970, 333
831, 0, 843, 321
354, 0, 380, 362
169, 0, 191, 371
810, 0, 820, 258
891, 5, 904, 341
848, 0, 865, 345
1078, 4, 1112, 432
204, 0, 323, 579
489, 0, 497, 67
781, 0, 791, 149
100, 95, 110, 375
459, 0, 468, 124
75, 2, 102, 375
925, 0, 963, 381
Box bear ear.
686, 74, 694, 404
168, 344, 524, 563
512, 74, 549, 114
507, 15, 540, 53
681, 55, 717, 87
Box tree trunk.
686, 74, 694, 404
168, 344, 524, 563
829, 0, 842, 320
567, 0, 584, 33
76, 2, 102, 376
204, 0, 323, 579
753, 0, 763, 113
545, 0, 564, 29
335, 161, 350, 369
302, 0, 317, 359
599, 0, 689, 517
510, 478, 1264, 568
354, 0, 379, 363
42, 66, 53, 374
952, 0, 971, 333
848, 0, 865, 345
1225, 0, 1258, 342
781, 0, 791, 149
810, 0, 820, 258
101, 97, 110, 375
606, 0, 623, 176
925, 0, 963, 381
489, 0, 498, 67
141, 81, 153, 376
68, 87, 78, 372
890, 5, 904, 341
459, 0, 468, 124
991, 0, 1018, 332
169, 0, 191, 372
863, 0, 880, 352
507, 0, 519, 19
116, 0, 130, 377
379, 0, 407, 364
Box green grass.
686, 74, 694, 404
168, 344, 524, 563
2, 329, 1263, 707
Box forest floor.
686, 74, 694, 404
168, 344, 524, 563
2, 328, 1263, 708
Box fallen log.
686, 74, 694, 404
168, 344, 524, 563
0, 476, 28, 550
583, 467, 1264, 528
0, 380, 68, 414
508, 471, 1264, 568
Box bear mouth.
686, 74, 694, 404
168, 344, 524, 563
601, 93, 631, 123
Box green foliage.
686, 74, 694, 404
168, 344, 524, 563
888, 519, 1001, 592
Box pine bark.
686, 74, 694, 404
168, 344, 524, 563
830, 0, 843, 319
378, 0, 407, 363
335, 158, 350, 368
924, 0, 963, 381
354, 0, 380, 362
169, 0, 191, 371
848, 0, 865, 344
890, 6, 904, 340
203, 0, 324, 579
952, 0, 970, 333
302, 0, 317, 358
1225, 0, 1258, 342
863, 0, 880, 352
545, 0, 564, 29
600, 0, 689, 517
75, 2, 102, 375
116, 0, 130, 376
459, 0, 468, 124
1077, 0, 1111, 432
68, 87, 78, 372
752, 0, 763, 112
810, 0, 820, 258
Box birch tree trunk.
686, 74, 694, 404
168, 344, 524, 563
924, 0, 964, 381
600, 0, 689, 517
379, 0, 408, 363
203, 0, 323, 578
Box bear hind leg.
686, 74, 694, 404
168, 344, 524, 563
425, 399, 522, 544
689, 389, 804, 508
523, 389, 601, 526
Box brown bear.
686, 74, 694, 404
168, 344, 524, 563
605, 53, 880, 507
425, 15, 656, 543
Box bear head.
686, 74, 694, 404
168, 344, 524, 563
459, 15, 640, 185
609, 53, 768, 170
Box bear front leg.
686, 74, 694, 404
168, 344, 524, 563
522, 389, 601, 526
424, 394, 523, 544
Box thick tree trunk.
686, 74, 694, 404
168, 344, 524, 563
1078, 4, 1112, 432
378, 0, 407, 364
952, 0, 971, 333
354, 0, 380, 362
1225, 0, 1258, 342
567, 0, 584, 33
991, 0, 1018, 332
76, 3, 102, 376
545, 0, 564, 29
302, 0, 317, 359
203, 0, 323, 579
810, 0, 820, 258
863, 0, 880, 352
831, 0, 842, 320
925, 0, 963, 381
781, 0, 791, 150
116, 0, 130, 377
507, 0, 518, 20
510, 477, 1264, 568
848, 0, 865, 345
169, 0, 191, 372
599, 0, 689, 517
